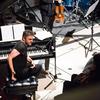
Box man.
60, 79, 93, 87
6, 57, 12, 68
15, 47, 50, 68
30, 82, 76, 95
40, 0, 55, 31
63, 52, 100, 93
7, 30, 42, 81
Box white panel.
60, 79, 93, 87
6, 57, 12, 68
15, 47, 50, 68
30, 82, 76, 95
1, 25, 13, 41
13, 24, 25, 40
32, 27, 52, 40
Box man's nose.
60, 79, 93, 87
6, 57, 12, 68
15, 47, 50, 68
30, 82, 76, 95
31, 40, 33, 42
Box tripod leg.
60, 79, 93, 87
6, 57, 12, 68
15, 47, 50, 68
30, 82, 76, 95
44, 79, 54, 89
92, 38, 100, 49
85, 38, 93, 56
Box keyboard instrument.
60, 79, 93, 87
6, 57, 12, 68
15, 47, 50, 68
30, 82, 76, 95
0, 37, 55, 63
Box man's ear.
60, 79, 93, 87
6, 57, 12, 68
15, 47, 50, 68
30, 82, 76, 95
22, 37, 25, 41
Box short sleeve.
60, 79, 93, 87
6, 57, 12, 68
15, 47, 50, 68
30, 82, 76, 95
14, 41, 27, 55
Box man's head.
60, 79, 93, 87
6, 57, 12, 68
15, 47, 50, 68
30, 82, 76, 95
22, 30, 36, 46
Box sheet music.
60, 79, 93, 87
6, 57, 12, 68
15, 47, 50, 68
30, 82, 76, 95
1, 25, 13, 41
85, 0, 99, 17
13, 24, 25, 40
32, 27, 43, 32
32, 27, 52, 40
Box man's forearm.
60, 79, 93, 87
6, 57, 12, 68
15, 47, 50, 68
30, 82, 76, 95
7, 56, 15, 73
27, 56, 33, 63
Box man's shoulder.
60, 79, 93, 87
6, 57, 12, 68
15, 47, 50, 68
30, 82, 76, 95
16, 41, 25, 46
14, 41, 26, 51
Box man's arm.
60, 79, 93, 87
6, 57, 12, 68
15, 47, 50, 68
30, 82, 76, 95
27, 56, 35, 68
7, 49, 20, 80
27, 56, 33, 63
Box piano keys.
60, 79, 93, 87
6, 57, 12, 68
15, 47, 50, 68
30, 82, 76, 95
0, 37, 55, 63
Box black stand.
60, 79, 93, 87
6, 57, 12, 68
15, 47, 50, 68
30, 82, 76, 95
83, 20, 100, 57
44, 34, 57, 89
44, 30, 65, 89
79, 0, 100, 57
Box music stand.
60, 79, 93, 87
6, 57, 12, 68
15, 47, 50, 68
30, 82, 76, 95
80, 0, 100, 57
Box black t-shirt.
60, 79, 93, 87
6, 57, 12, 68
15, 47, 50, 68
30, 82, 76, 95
41, 0, 53, 4
13, 41, 27, 74
40, 0, 54, 13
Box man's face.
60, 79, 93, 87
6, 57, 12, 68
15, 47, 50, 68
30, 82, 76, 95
25, 35, 33, 46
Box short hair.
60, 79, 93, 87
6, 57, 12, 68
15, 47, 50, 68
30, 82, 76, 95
22, 30, 36, 39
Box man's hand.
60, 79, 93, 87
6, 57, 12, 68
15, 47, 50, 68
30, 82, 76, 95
27, 56, 36, 68
27, 56, 33, 63
11, 71, 16, 81
30, 63, 35, 69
